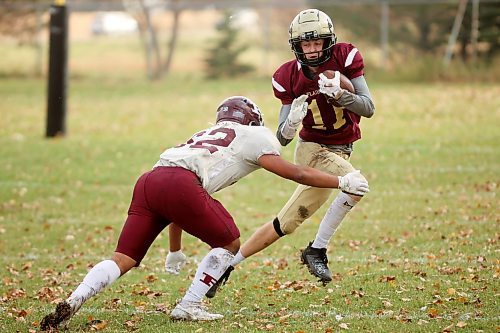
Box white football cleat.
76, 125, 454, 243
165, 251, 187, 275
170, 301, 223, 321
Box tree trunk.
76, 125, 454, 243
160, 5, 181, 78
138, 0, 161, 80
124, 0, 162, 80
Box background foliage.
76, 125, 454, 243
204, 10, 255, 79
0, 0, 499, 81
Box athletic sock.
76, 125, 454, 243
312, 192, 357, 249
67, 259, 121, 311
230, 250, 245, 267
182, 248, 234, 303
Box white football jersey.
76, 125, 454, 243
154, 121, 281, 194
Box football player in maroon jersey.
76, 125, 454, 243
206, 8, 375, 297
40, 96, 369, 329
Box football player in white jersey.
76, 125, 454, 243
40, 96, 369, 329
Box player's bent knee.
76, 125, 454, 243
276, 218, 301, 235
206, 247, 236, 270
112, 252, 136, 275
222, 238, 240, 255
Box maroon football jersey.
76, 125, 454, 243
272, 43, 364, 145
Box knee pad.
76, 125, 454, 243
272, 217, 285, 237
274, 217, 302, 235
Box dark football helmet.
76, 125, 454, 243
289, 9, 337, 67
216, 96, 264, 126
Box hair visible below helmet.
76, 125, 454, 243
289, 9, 337, 67
216, 96, 264, 126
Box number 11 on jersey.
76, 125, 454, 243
309, 98, 346, 130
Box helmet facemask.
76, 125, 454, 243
288, 9, 337, 67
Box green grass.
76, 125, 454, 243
1, 73, 499, 333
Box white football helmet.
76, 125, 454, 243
289, 9, 337, 67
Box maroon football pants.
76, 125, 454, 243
115, 166, 240, 265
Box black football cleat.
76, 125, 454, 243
205, 265, 234, 298
301, 241, 332, 283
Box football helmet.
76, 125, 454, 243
216, 96, 264, 126
289, 9, 337, 67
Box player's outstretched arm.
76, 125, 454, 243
257, 154, 369, 195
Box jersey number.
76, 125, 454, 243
179, 128, 236, 154
309, 99, 346, 130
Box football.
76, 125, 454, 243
320, 70, 355, 93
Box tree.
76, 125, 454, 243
204, 10, 254, 80
317, 2, 498, 64
124, 0, 182, 80
0, 0, 47, 76
458, 2, 499, 62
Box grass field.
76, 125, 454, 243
1, 71, 499, 333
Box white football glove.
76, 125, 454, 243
338, 170, 369, 196
165, 250, 187, 275
288, 94, 309, 126
319, 72, 343, 99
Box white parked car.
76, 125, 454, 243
91, 12, 138, 35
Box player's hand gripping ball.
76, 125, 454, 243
321, 70, 355, 93
318, 70, 355, 105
